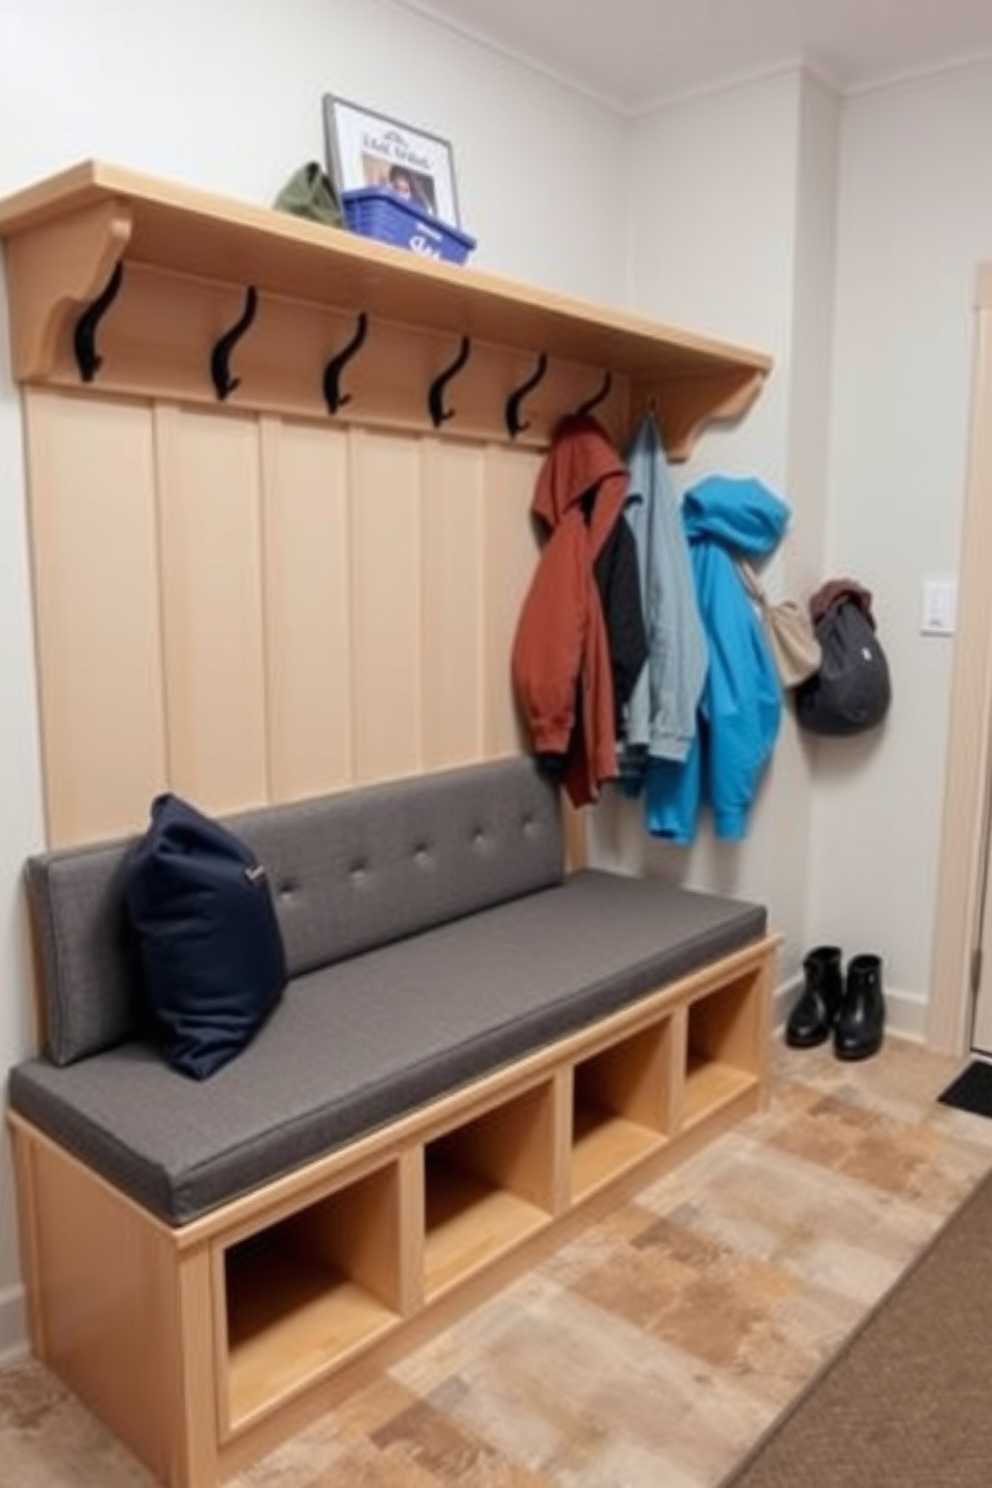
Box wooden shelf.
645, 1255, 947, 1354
421, 1080, 557, 1298
571, 1105, 666, 1199
222, 1159, 405, 1427
423, 1168, 549, 1299
682, 973, 763, 1125
0, 160, 771, 456
226, 1238, 398, 1428
682, 1058, 758, 1127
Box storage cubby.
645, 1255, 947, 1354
570, 1021, 672, 1199
422, 1080, 557, 1299
682, 974, 762, 1127
224, 1162, 404, 1426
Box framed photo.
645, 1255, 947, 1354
323, 94, 461, 226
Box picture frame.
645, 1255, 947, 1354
322, 94, 461, 227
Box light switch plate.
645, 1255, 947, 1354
921, 576, 958, 636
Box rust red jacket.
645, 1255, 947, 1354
511, 416, 629, 807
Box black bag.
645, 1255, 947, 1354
796, 594, 891, 736
124, 794, 286, 1079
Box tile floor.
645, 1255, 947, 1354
3, 1037, 992, 1488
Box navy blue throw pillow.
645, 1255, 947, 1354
125, 794, 287, 1079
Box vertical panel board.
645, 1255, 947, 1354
155, 407, 268, 811
24, 390, 166, 846
260, 419, 354, 800
482, 445, 542, 757
349, 430, 422, 783
421, 440, 484, 770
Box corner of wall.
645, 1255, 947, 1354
0, 1282, 27, 1366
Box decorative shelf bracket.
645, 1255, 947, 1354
428, 335, 471, 429
323, 312, 369, 415
637, 366, 768, 462
73, 259, 125, 383
211, 286, 259, 401
506, 352, 549, 439
1, 194, 133, 382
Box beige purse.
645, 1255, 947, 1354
736, 558, 822, 689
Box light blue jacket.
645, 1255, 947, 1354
645, 475, 789, 843
623, 415, 708, 764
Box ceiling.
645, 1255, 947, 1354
395, 0, 992, 113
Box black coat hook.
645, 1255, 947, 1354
428, 336, 471, 429
211, 286, 258, 401
73, 260, 125, 383
505, 352, 549, 439
323, 312, 369, 414
574, 371, 613, 419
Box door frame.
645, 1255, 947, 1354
929, 261, 992, 1054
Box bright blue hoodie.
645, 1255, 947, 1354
645, 476, 790, 843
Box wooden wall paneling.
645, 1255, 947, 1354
348, 429, 423, 782
481, 445, 541, 758
154, 405, 269, 812
420, 439, 485, 770
260, 418, 354, 801
24, 389, 167, 846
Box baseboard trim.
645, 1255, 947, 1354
0, 1282, 27, 1367
774, 977, 927, 1044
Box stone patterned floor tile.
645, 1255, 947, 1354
3, 1037, 992, 1487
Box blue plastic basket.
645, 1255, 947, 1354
342, 187, 476, 265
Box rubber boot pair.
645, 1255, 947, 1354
785, 946, 885, 1060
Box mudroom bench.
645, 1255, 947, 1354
7, 757, 777, 1488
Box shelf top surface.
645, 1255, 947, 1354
0, 160, 772, 383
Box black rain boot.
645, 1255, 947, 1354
786, 946, 844, 1048
834, 953, 885, 1061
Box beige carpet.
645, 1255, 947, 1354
721, 1159, 992, 1487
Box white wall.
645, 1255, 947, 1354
0, 0, 629, 1363
605, 69, 838, 985
623, 57, 992, 1041
778, 72, 842, 974
0, 253, 40, 1366
0, 0, 630, 297
809, 59, 992, 1024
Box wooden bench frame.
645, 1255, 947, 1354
9, 933, 776, 1488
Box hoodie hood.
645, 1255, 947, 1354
682, 475, 790, 559
532, 415, 628, 557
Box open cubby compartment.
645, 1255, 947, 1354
570, 1019, 673, 1200
422, 1078, 557, 1300
682, 971, 763, 1128
222, 1159, 405, 1430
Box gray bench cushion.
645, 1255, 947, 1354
9, 869, 766, 1225
26, 757, 564, 1066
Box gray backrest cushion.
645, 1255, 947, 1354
27, 757, 563, 1067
